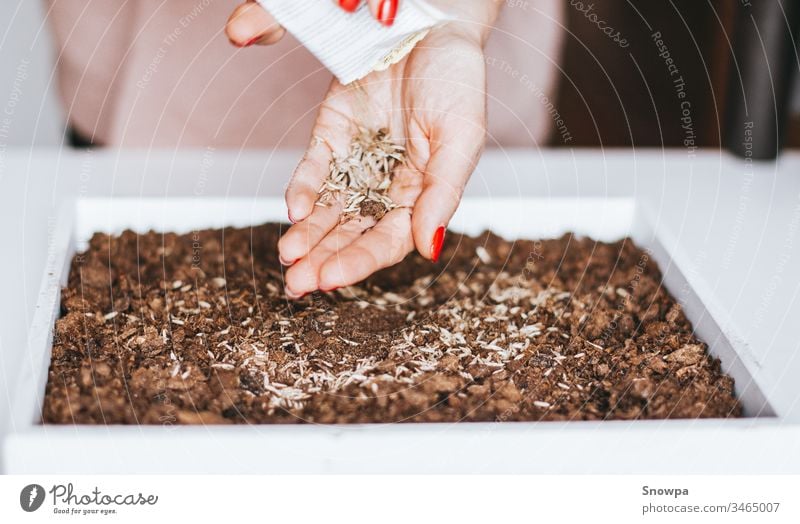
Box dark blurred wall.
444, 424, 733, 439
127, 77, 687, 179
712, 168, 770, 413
553, 0, 753, 148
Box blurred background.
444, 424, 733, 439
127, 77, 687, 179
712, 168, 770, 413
0, 1, 61, 146
1, 0, 798, 150
555, 1, 800, 151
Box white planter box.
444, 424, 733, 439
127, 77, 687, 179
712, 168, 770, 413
5, 188, 796, 474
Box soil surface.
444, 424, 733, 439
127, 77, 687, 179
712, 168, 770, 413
42, 224, 741, 424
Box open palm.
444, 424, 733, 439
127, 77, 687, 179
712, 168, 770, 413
278, 31, 487, 297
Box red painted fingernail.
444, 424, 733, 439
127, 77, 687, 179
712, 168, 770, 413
378, 0, 398, 26
431, 226, 445, 262
339, 0, 359, 12
234, 37, 259, 48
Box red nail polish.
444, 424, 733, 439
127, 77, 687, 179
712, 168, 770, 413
339, 0, 359, 12
240, 37, 258, 47
431, 226, 445, 262
378, 0, 398, 26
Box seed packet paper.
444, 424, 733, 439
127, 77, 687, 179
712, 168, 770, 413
256, 0, 450, 84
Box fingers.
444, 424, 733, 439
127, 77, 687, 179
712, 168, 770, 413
368, 0, 399, 26
284, 217, 376, 297
318, 208, 414, 290
285, 106, 355, 223
410, 128, 484, 261
333, 0, 398, 25
226, 2, 285, 47
278, 200, 342, 265
285, 138, 333, 225
281, 164, 415, 298
334, 0, 360, 12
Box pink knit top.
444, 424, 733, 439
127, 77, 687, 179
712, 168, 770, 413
46, 0, 564, 148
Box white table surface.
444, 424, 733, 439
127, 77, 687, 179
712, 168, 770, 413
1, 147, 799, 471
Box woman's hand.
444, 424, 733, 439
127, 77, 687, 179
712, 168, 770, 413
226, 0, 400, 47
225, 2, 501, 297
278, 31, 488, 297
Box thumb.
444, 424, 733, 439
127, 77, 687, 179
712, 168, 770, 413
410, 127, 484, 261
226, 2, 286, 47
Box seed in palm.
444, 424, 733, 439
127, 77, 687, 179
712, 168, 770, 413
316, 128, 406, 222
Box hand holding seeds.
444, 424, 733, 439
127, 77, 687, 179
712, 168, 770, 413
226, 1, 502, 297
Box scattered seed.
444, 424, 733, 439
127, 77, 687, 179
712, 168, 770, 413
48, 223, 741, 426
316, 128, 406, 222
475, 246, 492, 264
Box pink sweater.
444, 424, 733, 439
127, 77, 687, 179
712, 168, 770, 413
46, 0, 563, 148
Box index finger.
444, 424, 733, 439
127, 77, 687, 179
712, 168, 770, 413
368, 0, 399, 26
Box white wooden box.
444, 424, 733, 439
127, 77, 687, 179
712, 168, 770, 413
3, 149, 799, 473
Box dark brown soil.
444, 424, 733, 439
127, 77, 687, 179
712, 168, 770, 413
359, 200, 388, 221
42, 224, 741, 425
